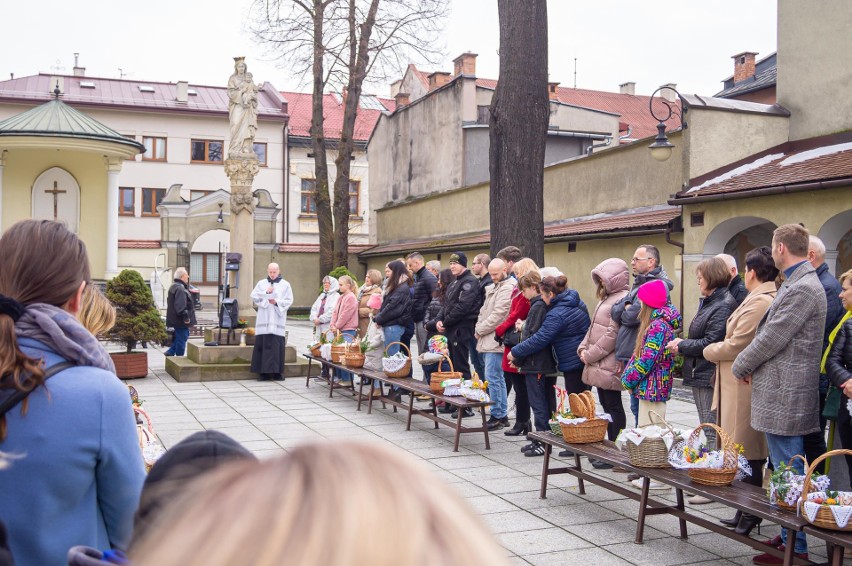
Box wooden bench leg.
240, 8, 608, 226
783, 531, 796, 566
431, 400, 439, 429
575, 454, 585, 495
356, 375, 365, 412
635, 477, 651, 544
305, 358, 312, 387
539, 443, 552, 499
480, 406, 490, 450
831, 543, 844, 566
675, 488, 688, 539
367, 380, 375, 414
406, 394, 415, 431
453, 408, 464, 452
328, 367, 335, 399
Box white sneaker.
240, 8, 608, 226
688, 495, 713, 505
631, 478, 671, 490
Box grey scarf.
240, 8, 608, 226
14, 303, 115, 373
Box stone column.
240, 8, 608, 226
224, 157, 259, 317
105, 157, 122, 279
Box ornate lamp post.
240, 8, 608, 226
648, 86, 687, 162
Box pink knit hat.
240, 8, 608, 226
637, 279, 668, 309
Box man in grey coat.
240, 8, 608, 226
732, 224, 827, 564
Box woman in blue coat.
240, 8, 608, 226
509, 275, 591, 407
0, 220, 145, 566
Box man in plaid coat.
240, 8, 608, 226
732, 224, 827, 564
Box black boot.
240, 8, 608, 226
719, 510, 742, 528
733, 513, 762, 536
504, 421, 532, 436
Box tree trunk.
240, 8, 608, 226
488, 0, 548, 266
332, 0, 380, 269
311, 0, 334, 278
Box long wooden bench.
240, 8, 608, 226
529, 431, 814, 566
302, 353, 493, 452
358, 367, 493, 452
803, 526, 852, 566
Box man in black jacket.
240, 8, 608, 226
427, 251, 480, 380
406, 252, 437, 358
717, 253, 748, 306
165, 267, 196, 356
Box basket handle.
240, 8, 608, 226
800, 448, 852, 507
134, 406, 154, 434
786, 454, 809, 472
440, 353, 455, 374
687, 422, 736, 469
648, 410, 677, 436
383, 341, 411, 358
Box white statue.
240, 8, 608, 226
227, 57, 260, 158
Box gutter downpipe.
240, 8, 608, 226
665, 217, 686, 315
667, 177, 852, 206
283, 125, 289, 244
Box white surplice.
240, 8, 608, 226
250, 278, 294, 336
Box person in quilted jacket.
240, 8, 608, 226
827, 269, 852, 477
621, 279, 682, 426
668, 257, 737, 448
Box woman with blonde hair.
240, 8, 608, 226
357, 269, 383, 338
131, 441, 510, 566
330, 275, 359, 385
77, 285, 117, 337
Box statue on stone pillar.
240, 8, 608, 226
227, 57, 260, 158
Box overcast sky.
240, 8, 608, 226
2, 0, 776, 98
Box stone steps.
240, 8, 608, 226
165, 342, 315, 383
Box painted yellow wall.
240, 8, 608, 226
2, 148, 108, 277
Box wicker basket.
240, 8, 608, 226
560, 418, 608, 444
343, 351, 365, 368
431, 354, 461, 393
309, 343, 322, 357
330, 331, 350, 363
800, 449, 852, 531
383, 342, 412, 378
626, 410, 680, 468
687, 423, 738, 486
771, 454, 810, 511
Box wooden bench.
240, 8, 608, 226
357, 367, 493, 452
529, 431, 814, 566
303, 353, 371, 402
803, 526, 852, 566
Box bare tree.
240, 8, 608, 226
488, 0, 548, 266
252, 0, 447, 273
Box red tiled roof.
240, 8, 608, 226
119, 240, 161, 249
278, 243, 373, 253
675, 134, 852, 200
476, 79, 679, 140
409, 64, 431, 88
0, 74, 287, 119
360, 207, 679, 257
282, 91, 395, 141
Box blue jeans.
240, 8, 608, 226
382, 325, 405, 391
166, 327, 189, 356
483, 352, 507, 419
766, 433, 808, 554
526, 373, 551, 432
334, 330, 356, 383
630, 395, 639, 426
469, 337, 485, 379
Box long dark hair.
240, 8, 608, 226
434, 269, 454, 302
0, 220, 90, 440
385, 260, 409, 297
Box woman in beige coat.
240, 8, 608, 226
357, 270, 383, 338
703, 246, 778, 535
578, 258, 629, 449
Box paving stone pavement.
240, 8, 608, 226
121, 320, 830, 565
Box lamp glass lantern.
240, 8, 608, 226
649, 122, 675, 162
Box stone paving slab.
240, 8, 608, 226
128, 319, 802, 564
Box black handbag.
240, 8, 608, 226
501, 328, 522, 348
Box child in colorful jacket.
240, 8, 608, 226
621, 279, 682, 426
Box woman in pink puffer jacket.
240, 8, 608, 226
577, 258, 629, 445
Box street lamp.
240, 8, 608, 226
648, 86, 687, 162
216, 202, 224, 223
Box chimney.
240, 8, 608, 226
619, 81, 636, 95
394, 92, 410, 107
659, 83, 677, 102
176, 81, 188, 103
428, 71, 451, 91
72, 52, 85, 77
452, 52, 478, 77
732, 51, 758, 83
547, 82, 560, 100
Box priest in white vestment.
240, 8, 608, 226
250, 263, 293, 381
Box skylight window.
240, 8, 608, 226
187, 89, 198, 96
79, 81, 96, 89
359, 95, 387, 111
139, 85, 155, 93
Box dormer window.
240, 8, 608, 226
139, 85, 155, 93
80, 81, 96, 89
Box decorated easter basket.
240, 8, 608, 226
330, 331, 353, 363
431, 354, 462, 393
382, 342, 412, 378
800, 449, 852, 531
768, 455, 830, 511
686, 424, 738, 486
623, 411, 682, 468
560, 418, 608, 444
